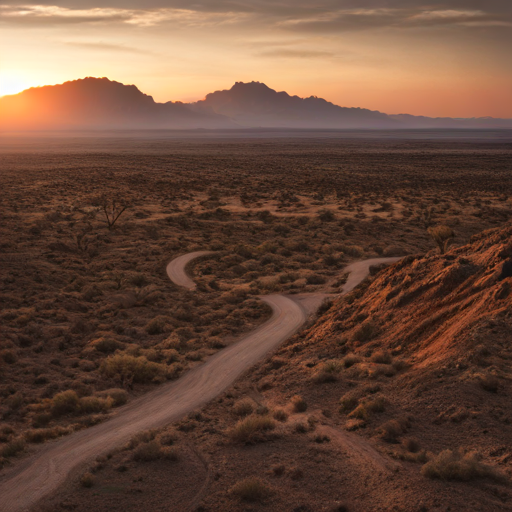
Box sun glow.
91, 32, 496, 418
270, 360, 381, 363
0, 72, 45, 97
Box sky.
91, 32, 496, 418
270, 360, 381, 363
1, 1, 511, 118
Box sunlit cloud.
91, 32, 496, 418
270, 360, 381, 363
0, 4, 249, 26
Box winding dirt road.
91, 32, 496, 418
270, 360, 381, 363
0, 254, 400, 512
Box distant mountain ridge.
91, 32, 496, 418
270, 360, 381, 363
1, 77, 511, 131
0, 78, 236, 130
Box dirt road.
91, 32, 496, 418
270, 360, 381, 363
0, 254, 400, 512
165, 251, 214, 290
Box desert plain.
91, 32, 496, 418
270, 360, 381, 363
0, 131, 511, 512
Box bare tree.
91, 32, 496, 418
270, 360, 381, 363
99, 196, 130, 230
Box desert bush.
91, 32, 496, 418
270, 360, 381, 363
291, 395, 307, 413
402, 437, 421, 453
422, 449, 504, 482
318, 209, 335, 222
233, 399, 254, 417
0, 437, 26, 458
478, 373, 499, 392
428, 225, 455, 254
230, 415, 276, 443
342, 353, 361, 368
348, 396, 387, 420
80, 472, 95, 488
24, 426, 70, 444
133, 440, 163, 461
51, 390, 80, 417
273, 409, 288, 422
32, 412, 52, 428
230, 477, 271, 502
127, 430, 156, 449
379, 417, 410, 443
339, 391, 360, 413
312, 360, 343, 383
80, 396, 113, 414
371, 350, 392, 364
353, 320, 378, 342
1, 350, 17, 364
98, 388, 128, 406
91, 337, 124, 354
306, 274, 326, 285
100, 354, 166, 385
145, 316, 168, 335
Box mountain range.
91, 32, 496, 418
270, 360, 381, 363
1, 77, 511, 131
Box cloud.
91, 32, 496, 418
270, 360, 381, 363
257, 48, 334, 59
0, 2, 510, 31
281, 8, 512, 33
63, 40, 154, 54
0, 4, 249, 26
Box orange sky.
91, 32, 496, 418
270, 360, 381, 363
1, 1, 511, 118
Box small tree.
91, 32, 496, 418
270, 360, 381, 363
428, 225, 454, 254
99, 196, 129, 230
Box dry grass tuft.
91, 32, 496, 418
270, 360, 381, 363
291, 395, 307, 413
422, 449, 505, 482
233, 398, 254, 417
230, 415, 276, 443
80, 472, 95, 488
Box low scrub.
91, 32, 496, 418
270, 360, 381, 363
312, 360, 343, 384
132, 439, 178, 462
100, 354, 167, 385
230, 415, 276, 443
353, 320, 378, 342
24, 426, 70, 443
230, 477, 271, 502
291, 395, 307, 413
80, 472, 95, 488
348, 396, 387, 421
233, 398, 254, 417
0, 437, 26, 458
422, 449, 504, 482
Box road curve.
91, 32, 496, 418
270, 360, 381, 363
0, 253, 401, 512
166, 251, 214, 290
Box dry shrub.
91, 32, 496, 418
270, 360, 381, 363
230, 477, 271, 502
342, 353, 361, 368
353, 320, 378, 342
91, 337, 124, 354
100, 354, 166, 385
422, 449, 504, 482
402, 437, 421, 453
478, 373, 499, 393
24, 426, 70, 444
230, 415, 276, 443
1, 349, 17, 364
80, 396, 113, 414
291, 395, 307, 413
312, 360, 343, 384
371, 350, 392, 364
97, 388, 128, 406
0, 437, 26, 458
233, 399, 254, 418
273, 409, 288, 422
80, 472, 95, 488
379, 417, 410, 443
145, 316, 168, 335
51, 390, 80, 417
428, 225, 455, 254
132, 440, 162, 461
348, 396, 387, 421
